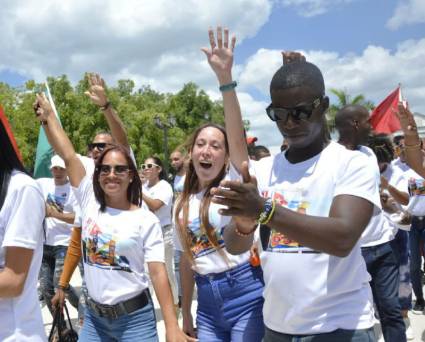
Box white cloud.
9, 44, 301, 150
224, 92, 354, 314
387, 0, 425, 30
237, 38, 425, 149
0, 0, 272, 90
279, 0, 355, 17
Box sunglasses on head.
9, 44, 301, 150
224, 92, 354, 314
141, 163, 159, 170
88, 142, 107, 151
97, 164, 130, 176
266, 97, 322, 122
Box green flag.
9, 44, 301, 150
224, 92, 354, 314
33, 82, 61, 178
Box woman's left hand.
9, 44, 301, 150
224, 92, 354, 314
201, 26, 236, 84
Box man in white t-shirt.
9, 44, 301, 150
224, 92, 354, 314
336, 107, 406, 342
36, 155, 80, 316
170, 149, 186, 307
213, 57, 377, 341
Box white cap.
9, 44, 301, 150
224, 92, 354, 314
50, 155, 66, 169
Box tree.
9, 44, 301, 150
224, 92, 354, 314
327, 88, 375, 131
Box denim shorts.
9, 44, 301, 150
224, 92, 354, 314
195, 262, 265, 342
78, 297, 158, 341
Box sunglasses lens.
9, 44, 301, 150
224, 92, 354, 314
115, 166, 129, 174
99, 165, 111, 175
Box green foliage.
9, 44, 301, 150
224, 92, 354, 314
0, 76, 224, 171
327, 88, 375, 131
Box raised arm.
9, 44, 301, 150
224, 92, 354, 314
202, 27, 248, 172
34, 94, 85, 187
396, 103, 425, 178
85, 73, 129, 149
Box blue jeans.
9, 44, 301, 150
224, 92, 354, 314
39, 245, 79, 315
195, 262, 265, 342
264, 326, 376, 342
78, 297, 158, 341
409, 217, 425, 301
361, 241, 406, 342
390, 230, 412, 310
174, 249, 182, 298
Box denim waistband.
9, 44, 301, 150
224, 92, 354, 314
195, 261, 260, 282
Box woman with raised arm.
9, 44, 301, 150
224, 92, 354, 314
0, 110, 46, 341
175, 27, 264, 342
34, 94, 194, 342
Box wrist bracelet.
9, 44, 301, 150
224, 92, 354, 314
40, 120, 48, 126
100, 101, 111, 111
234, 224, 257, 237
57, 283, 69, 290
219, 81, 237, 93
256, 198, 276, 225
404, 142, 421, 150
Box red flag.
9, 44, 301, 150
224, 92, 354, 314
0, 106, 23, 162
369, 87, 401, 134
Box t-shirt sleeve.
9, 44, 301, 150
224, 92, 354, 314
334, 152, 381, 208
72, 174, 95, 217
143, 216, 165, 263
150, 181, 173, 206
2, 184, 44, 250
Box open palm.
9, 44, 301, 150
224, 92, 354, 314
202, 27, 236, 81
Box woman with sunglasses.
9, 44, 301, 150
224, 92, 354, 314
34, 94, 193, 342
141, 157, 177, 305
0, 109, 46, 341
175, 27, 265, 342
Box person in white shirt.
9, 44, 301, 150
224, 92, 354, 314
174, 27, 266, 341
170, 148, 187, 308
0, 113, 46, 341
211, 43, 377, 341
335, 106, 406, 342
34, 94, 193, 342
36, 155, 80, 316
142, 156, 176, 304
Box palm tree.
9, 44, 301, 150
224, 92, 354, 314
327, 88, 375, 131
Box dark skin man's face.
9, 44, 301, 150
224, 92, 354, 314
270, 86, 328, 150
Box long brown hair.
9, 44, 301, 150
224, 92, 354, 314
93, 144, 142, 212
174, 123, 229, 262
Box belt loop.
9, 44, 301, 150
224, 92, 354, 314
226, 270, 235, 286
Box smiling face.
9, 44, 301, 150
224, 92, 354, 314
271, 86, 327, 149
191, 126, 228, 190
90, 133, 114, 161
142, 157, 162, 184
98, 150, 132, 200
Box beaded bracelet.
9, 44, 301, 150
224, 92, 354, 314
256, 198, 276, 225
100, 101, 111, 111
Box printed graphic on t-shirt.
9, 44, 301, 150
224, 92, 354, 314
82, 218, 132, 272
46, 192, 67, 212
181, 217, 225, 258
262, 188, 318, 254
408, 178, 425, 196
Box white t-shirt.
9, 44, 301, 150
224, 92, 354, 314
357, 146, 394, 247
0, 171, 45, 342
143, 180, 173, 227
174, 166, 251, 275
74, 175, 164, 305
173, 174, 186, 194
252, 141, 376, 335
406, 168, 425, 216
36, 178, 78, 246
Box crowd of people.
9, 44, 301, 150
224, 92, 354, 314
1, 26, 424, 342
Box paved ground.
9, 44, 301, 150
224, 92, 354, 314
41, 271, 425, 341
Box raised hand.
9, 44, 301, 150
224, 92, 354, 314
84, 73, 109, 107
282, 51, 306, 65
34, 93, 53, 122
394, 102, 418, 137
201, 26, 236, 84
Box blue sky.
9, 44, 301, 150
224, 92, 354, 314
1, 0, 424, 150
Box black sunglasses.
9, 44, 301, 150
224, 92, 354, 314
88, 142, 108, 151
97, 164, 130, 176
266, 97, 322, 122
